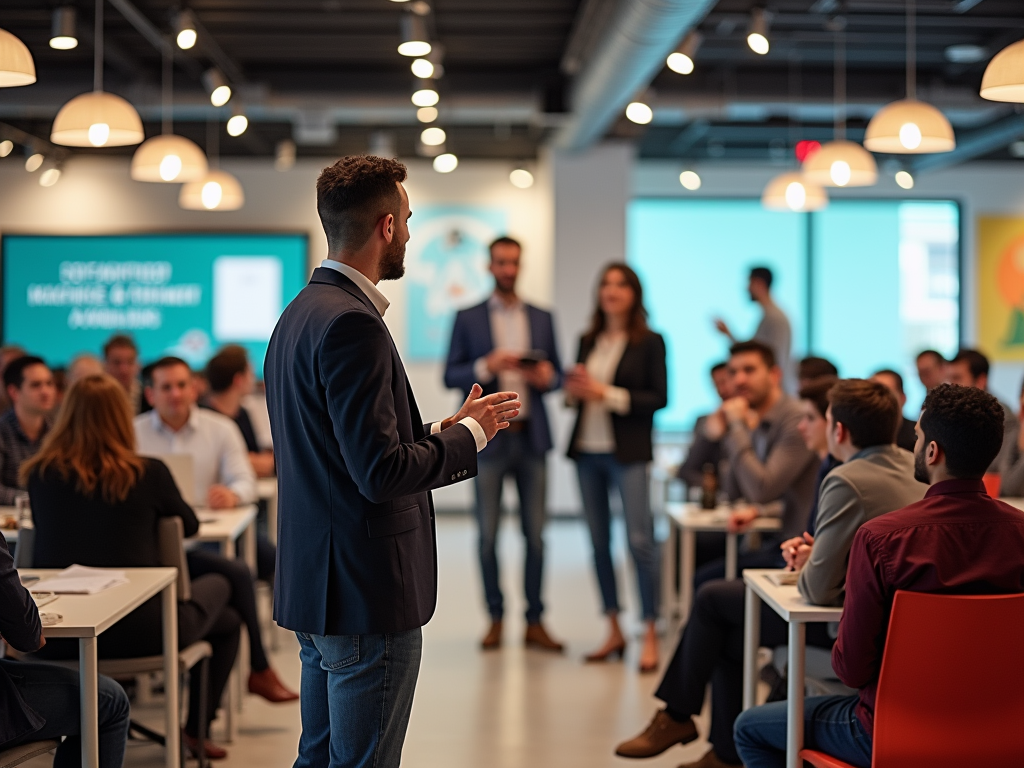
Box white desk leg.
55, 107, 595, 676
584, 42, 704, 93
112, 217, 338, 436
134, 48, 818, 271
224, 538, 235, 560
161, 581, 180, 768
786, 622, 806, 768
79, 637, 99, 768
742, 585, 760, 711
680, 529, 696, 622
725, 533, 738, 580
662, 522, 679, 619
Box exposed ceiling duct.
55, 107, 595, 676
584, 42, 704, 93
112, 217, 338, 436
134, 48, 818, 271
556, 0, 718, 152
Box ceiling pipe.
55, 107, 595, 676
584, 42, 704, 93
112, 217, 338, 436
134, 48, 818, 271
556, 0, 718, 151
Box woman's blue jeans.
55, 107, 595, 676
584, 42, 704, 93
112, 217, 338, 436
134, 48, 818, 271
575, 453, 660, 620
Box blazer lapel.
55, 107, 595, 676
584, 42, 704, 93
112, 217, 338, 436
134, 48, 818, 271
309, 267, 380, 317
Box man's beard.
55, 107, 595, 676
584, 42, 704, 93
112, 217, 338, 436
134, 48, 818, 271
379, 238, 406, 281
913, 442, 931, 484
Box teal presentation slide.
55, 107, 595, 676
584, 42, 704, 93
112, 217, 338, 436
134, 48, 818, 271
2, 233, 309, 376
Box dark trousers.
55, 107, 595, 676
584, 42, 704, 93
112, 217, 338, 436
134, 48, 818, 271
654, 579, 833, 765
188, 549, 270, 671
38, 573, 241, 737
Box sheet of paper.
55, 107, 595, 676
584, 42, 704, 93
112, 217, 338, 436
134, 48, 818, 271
32, 565, 129, 594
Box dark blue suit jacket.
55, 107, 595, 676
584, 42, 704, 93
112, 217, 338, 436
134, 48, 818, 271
444, 299, 562, 456
265, 267, 478, 635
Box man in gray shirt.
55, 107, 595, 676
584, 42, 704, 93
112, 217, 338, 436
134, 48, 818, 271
715, 266, 792, 390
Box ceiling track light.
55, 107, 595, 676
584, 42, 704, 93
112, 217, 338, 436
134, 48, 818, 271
275, 139, 296, 171
25, 152, 44, 173
420, 126, 446, 146
203, 68, 232, 107
0, 139, 13, 157
679, 170, 701, 190
39, 166, 62, 187
412, 79, 439, 107
416, 106, 438, 123
0, 27, 37, 87
433, 152, 458, 173
895, 170, 915, 189
509, 167, 534, 189
625, 98, 653, 125
747, 8, 770, 55
50, 7, 79, 50
667, 31, 701, 75
175, 10, 197, 50
226, 113, 248, 137
399, 13, 431, 57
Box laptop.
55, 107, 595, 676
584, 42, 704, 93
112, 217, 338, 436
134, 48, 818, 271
145, 453, 196, 506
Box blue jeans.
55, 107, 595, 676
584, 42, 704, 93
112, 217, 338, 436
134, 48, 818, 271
474, 430, 547, 623
0, 660, 130, 768
294, 629, 422, 768
575, 453, 660, 620
734, 695, 873, 768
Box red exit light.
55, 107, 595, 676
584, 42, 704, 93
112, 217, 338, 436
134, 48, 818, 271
795, 140, 821, 162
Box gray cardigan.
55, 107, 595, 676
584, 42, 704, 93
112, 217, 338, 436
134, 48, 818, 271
798, 444, 927, 607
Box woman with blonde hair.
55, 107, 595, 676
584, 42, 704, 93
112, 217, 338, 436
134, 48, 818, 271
25, 374, 241, 759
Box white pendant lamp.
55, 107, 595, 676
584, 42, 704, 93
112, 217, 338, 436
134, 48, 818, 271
864, 0, 953, 154
179, 170, 244, 211
0, 28, 36, 87
803, 32, 877, 187
51, 0, 143, 147
980, 39, 1024, 103
762, 173, 828, 212
132, 49, 208, 182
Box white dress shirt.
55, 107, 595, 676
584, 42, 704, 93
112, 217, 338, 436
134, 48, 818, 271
472, 294, 532, 419
575, 332, 631, 454
134, 407, 258, 504
320, 258, 487, 451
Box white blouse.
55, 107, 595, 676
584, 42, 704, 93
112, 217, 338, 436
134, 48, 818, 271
575, 332, 632, 454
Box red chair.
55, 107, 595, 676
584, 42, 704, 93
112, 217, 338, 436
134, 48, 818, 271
982, 472, 1001, 499
801, 590, 1024, 768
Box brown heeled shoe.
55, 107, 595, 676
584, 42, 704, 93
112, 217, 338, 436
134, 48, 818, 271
584, 639, 627, 663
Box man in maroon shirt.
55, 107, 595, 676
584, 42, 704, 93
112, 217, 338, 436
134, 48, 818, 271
734, 383, 1024, 768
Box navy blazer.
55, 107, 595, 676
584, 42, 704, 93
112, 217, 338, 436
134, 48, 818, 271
265, 267, 479, 636
444, 299, 562, 456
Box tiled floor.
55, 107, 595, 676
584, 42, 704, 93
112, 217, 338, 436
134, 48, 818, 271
26, 516, 720, 767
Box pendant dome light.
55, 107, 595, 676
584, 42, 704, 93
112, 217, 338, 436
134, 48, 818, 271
864, 0, 954, 154
51, 0, 143, 146
131, 45, 208, 183
980, 39, 1024, 103
804, 26, 877, 187
0, 27, 36, 87
180, 119, 243, 211
762, 172, 828, 212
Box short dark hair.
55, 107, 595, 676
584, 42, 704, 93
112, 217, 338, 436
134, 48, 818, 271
710, 362, 728, 376
799, 375, 837, 418
917, 349, 945, 365
489, 236, 521, 257
828, 378, 901, 449
3, 356, 47, 391
316, 155, 408, 251
798, 356, 838, 381
206, 345, 249, 393
148, 356, 191, 382
749, 266, 773, 288
103, 333, 137, 359
920, 384, 1005, 478
872, 368, 905, 395
729, 340, 776, 369
951, 349, 989, 380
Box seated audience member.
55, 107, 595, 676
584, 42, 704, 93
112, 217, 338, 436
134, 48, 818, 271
797, 356, 838, 389
735, 384, 1024, 768
0, 356, 56, 504
204, 345, 275, 478
946, 348, 1017, 471
915, 348, 946, 392
797, 377, 841, 536
696, 341, 818, 586
677, 362, 732, 489
67, 353, 104, 385
24, 374, 239, 759
103, 334, 142, 414
616, 377, 925, 768
869, 369, 916, 452
0, 345, 26, 413
134, 356, 297, 703
0, 530, 131, 768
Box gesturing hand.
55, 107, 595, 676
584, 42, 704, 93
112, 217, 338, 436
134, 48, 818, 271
445, 384, 521, 441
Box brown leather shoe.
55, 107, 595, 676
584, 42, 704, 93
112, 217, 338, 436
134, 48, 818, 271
524, 622, 564, 652
248, 667, 299, 703
614, 710, 698, 758
182, 731, 228, 761
677, 748, 744, 768
481, 620, 503, 650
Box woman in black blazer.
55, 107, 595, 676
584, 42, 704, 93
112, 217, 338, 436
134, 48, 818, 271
566, 263, 667, 672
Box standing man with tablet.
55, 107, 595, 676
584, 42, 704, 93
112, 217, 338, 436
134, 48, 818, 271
265, 156, 520, 768
444, 237, 565, 652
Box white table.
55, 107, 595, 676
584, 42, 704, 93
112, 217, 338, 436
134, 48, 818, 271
191, 505, 258, 572
664, 503, 782, 620
742, 569, 844, 768
21, 568, 179, 768
255, 477, 278, 545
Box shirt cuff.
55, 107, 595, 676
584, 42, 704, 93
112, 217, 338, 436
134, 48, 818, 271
430, 421, 442, 435
603, 385, 631, 415
460, 417, 488, 452
473, 357, 496, 384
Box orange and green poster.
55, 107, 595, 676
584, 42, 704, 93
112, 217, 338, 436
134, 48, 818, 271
978, 216, 1024, 360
